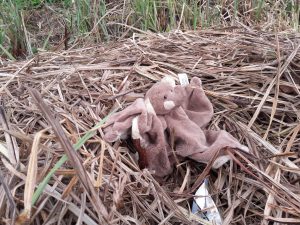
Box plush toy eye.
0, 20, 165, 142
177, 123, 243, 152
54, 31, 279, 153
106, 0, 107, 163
164, 96, 167, 99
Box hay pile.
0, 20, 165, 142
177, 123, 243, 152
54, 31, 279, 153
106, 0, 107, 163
0, 27, 300, 224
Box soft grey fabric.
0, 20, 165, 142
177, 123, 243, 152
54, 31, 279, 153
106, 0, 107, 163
103, 77, 249, 177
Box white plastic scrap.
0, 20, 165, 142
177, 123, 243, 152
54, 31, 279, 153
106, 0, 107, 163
192, 178, 223, 225
178, 73, 189, 86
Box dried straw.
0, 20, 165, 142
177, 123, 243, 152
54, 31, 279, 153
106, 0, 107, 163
0, 27, 299, 224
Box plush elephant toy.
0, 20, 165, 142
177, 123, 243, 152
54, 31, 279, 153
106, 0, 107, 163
103, 76, 249, 177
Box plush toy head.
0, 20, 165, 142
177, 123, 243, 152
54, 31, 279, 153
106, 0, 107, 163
145, 76, 186, 115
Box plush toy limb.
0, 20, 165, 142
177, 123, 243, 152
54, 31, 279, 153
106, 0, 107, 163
104, 118, 132, 142
133, 115, 173, 177
180, 77, 214, 128
103, 98, 146, 142
186, 129, 249, 168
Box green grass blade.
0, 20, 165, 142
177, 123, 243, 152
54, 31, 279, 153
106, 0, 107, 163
0, 44, 16, 60
31, 111, 115, 205
234, 0, 238, 18
42, 30, 53, 50
256, 0, 265, 20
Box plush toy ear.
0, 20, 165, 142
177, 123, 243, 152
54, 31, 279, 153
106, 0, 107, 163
161, 76, 175, 87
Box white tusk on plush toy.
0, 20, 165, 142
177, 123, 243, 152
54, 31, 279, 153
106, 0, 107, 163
132, 116, 142, 140
145, 98, 156, 115
164, 100, 175, 110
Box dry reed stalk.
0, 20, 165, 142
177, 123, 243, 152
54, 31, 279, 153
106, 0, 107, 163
0, 27, 299, 224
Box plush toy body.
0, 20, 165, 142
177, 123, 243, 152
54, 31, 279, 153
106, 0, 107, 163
103, 77, 249, 177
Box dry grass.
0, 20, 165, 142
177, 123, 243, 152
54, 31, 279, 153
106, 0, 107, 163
0, 26, 300, 224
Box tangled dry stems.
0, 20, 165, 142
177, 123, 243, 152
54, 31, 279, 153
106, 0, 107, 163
0, 27, 300, 224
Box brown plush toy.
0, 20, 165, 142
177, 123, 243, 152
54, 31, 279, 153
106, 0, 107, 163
103, 76, 249, 177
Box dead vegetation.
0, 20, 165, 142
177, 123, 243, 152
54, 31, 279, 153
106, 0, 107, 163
0, 27, 300, 224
